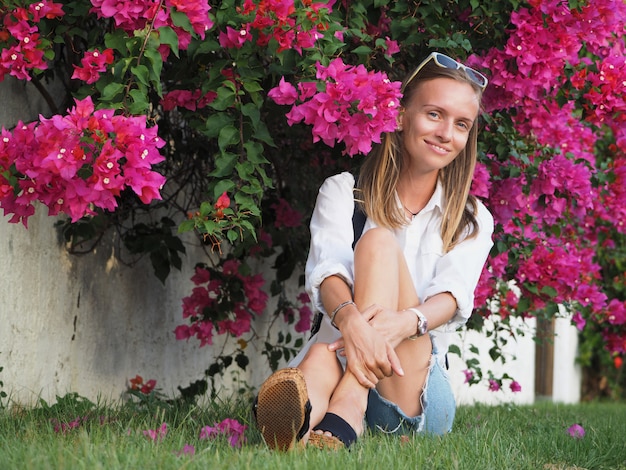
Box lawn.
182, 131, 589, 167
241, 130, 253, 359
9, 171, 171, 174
0, 393, 624, 470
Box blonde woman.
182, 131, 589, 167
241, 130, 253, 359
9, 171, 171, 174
255, 52, 494, 450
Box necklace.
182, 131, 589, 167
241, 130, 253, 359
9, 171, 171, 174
403, 204, 419, 218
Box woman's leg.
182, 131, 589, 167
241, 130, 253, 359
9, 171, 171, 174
313, 227, 426, 439
353, 227, 432, 417
297, 343, 343, 433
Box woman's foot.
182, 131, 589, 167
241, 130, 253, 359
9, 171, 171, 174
308, 372, 367, 449
309, 412, 357, 450
254, 368, 311, 451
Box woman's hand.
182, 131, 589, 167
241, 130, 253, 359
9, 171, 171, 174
362, 304, 416, 349
328, 312, 404, 388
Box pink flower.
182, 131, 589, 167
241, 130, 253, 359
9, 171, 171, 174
143, 422, 168, 442
271, 198, 302, 228
463, 369, 474, 384
384, 37, 400, 56
175, 444, 195, 456
488, 379, 501, 392
268, 77, 299, 105
276, 58, 402, 156
215, 191, 230, 210
199, 418, 247, 448
567, 423, 585, 439
71, 48, 114, 84
218, 25, 252, 49
572, 312, 586, 331
509, 381, 522, 393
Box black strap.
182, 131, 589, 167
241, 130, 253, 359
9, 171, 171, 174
351, 203, 366, 250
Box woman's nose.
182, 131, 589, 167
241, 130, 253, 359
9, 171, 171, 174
436, 120, 453, 141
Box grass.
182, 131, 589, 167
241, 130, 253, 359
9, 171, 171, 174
0, 393, 624, 470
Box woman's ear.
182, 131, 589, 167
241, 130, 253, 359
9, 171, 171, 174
397, 108, 404, 131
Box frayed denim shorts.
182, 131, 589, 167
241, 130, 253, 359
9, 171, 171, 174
365, 338, 455, 436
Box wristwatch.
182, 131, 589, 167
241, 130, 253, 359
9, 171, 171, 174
407, 308, 428, 340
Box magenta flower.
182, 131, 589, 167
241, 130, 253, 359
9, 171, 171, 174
488, 379, 501, 392
175, 444, 196, 456
572, 312, 586, 331
270, 58, 401, 156
567, 424, 585, 439
271, 198, 302, 228
509, 381, 522, 393
143, 422, 168, 442
462, 369, 474, 384
200, 418, 247, 448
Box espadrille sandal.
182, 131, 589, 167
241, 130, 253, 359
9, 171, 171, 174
254, 368, 312, 451
308, 412, 357, 450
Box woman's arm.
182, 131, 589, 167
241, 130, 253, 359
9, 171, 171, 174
321, 275, 404, 388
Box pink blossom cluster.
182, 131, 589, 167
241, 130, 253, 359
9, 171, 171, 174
51, 415, 89, 434
467, 0, 626, 356
71, 48, 114, 84
143, 422, 168, 442
160, 89, 217, 112
0, 96, 166, 226
516, 237, 606, 311
269, 58, 402, 156
281, 291, 313, 334
89, 0, 213, 52
219, 0, 333, 53
0, 1, 65, 81
174, 260, 268, 346
199, 418, 247, 448
271, 197, 302, 228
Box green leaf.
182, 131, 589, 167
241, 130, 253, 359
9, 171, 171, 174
204, 113, 235, 139
213, 180, 235, 199
130, 64, 150, 87
209, 152, 238, 178
127, 89, 150, 114
178, 219, 196, 234
448, 344, 462, 357
100, 82, 125, 102
158, 26, 180, 57
218, 125, 239, 151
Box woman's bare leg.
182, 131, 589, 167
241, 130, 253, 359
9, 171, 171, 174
296, 343, 343, 435
353, 227, 431, 417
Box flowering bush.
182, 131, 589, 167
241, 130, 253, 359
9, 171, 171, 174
1, 0, 625, 399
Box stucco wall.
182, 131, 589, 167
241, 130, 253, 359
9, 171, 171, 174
0, 77, 581, 407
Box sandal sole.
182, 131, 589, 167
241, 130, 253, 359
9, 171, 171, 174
256, 368, 309, 451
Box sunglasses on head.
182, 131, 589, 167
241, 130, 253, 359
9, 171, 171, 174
403, 52, 488, 91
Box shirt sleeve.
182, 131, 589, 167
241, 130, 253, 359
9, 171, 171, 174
305, 172, 357, 314
424, 200, 494, 331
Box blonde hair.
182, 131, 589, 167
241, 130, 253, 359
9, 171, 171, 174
358, 59, 484, 252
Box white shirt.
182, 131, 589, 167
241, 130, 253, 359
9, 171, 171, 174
297, 171, 494, 362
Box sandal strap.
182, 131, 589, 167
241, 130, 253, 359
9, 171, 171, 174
313, 412, 357, 448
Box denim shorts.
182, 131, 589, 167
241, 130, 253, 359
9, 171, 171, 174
365, 340, 456, 436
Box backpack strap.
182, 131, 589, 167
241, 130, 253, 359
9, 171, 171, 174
352, 203, 366, 250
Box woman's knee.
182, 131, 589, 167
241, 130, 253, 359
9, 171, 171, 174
354, 227, 399, 259
301, 344, 341, 373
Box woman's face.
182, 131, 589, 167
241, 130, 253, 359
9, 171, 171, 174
400, 77, 480, 175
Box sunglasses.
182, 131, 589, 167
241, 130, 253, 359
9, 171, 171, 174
403, 52, 488, 91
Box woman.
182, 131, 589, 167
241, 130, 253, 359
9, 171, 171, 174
254, 52, 494, 450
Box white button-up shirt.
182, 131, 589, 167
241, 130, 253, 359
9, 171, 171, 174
302, 171, 494, 358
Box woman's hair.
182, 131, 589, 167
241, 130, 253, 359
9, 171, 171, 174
358, 57, 484, 253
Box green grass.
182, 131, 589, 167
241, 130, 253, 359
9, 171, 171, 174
0, 394, 624, 470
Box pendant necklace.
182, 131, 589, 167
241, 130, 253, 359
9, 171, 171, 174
403, 204, 419, 218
